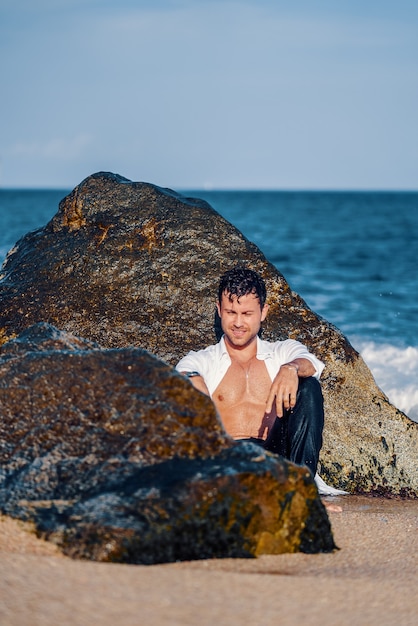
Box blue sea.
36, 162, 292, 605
1, 188, 417, 422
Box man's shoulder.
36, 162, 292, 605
176, 338, 225, 370
192, 341, 222, 358
257, 337, 309, 360
257, 336, 288, 352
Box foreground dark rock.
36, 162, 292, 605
0, 324, 335, 562
0, 171, 417, 496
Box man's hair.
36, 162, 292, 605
218, 266, 267, 308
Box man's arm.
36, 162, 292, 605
265, 357, 315, 418
179, 372, 210, 396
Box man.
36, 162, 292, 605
176, 266, 325, 478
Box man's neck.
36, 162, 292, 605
224, 335, 258, 363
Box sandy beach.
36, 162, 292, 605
0, 495, 417, 626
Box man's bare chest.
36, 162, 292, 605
213, 358, 272, 408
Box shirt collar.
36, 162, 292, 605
219, 335, 273, 360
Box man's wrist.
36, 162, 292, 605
183, 371, 201, 378
282, 363, 299, 374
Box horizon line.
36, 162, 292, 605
1, 185, 418, 193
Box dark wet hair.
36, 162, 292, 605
218, 266, 267, 309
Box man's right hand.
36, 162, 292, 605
265, 364, 299, 418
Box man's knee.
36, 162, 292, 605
297, 376, 323, 404
295, 377, 324, 429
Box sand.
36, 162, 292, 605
0, 495, 417, 626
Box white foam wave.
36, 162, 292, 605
356, 341, 418, 423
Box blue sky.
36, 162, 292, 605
1, 0, 417, 189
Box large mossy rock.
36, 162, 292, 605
0, 324, 335, 562
0, 171, 417, 496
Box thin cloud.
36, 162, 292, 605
11, 134, 93, 160
1, 1, 417, 188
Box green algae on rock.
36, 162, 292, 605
0, 323, 336, 563
0, 171, 416, 497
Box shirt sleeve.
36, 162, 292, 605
176, 350, 206, 375
176, 341, 231, 397
274, 339, 325, 379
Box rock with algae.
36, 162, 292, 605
0, 324, 336, 563
0, 171, 416, 496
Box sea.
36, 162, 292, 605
0, 188, 417, 422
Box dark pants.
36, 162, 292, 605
245, 377, 324, 476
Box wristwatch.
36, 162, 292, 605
184, 371, 201, 378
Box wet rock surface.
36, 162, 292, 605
0, 171, 416, 498
0, 324, 335, 562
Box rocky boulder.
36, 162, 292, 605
0, 171, 417, 496
0, 323, 335, 563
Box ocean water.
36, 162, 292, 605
1, 188, 417, 421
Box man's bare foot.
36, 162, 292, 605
323, 500, 343, 513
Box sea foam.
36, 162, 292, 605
356, 340, 418, 423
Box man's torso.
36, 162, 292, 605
212, 357, 276, 440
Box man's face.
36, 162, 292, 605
217, 291, 268, 349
